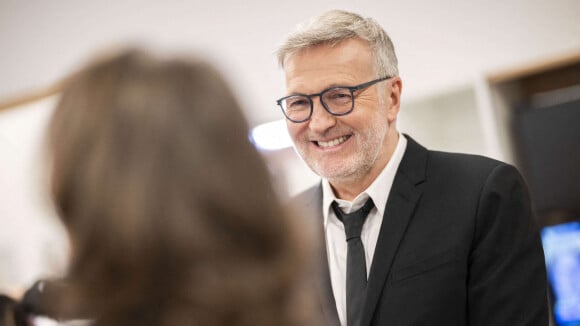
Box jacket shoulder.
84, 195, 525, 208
427, 150, 512, 178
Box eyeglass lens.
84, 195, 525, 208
281, 87, 353, 122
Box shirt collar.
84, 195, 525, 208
322, 133, 408, 225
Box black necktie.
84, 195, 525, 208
331, 197, 374, 326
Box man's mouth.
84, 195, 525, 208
316, 135, 350, 148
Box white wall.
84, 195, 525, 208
0, 97, 68, 294
1, 0, 579, 125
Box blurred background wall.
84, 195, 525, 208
1, 0, 579, 296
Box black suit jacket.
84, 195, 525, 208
294, 136, 549, 326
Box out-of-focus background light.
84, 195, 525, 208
250, 119, 292, 151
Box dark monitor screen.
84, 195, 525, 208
516, 99, 580, 214
541, 221, 580, 325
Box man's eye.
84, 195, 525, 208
325, 90, 352, 101
286, 98, 309, 109
333, 93, 352, 99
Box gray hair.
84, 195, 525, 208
276, 10, 399, 78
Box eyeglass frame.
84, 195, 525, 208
276, 76, 392, 123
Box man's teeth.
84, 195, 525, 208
317, 136, 348, 148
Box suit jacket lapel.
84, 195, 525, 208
361, 135, 428, 326
294, 184, 341, 326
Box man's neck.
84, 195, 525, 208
330, 175, 375, 201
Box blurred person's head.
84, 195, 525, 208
0, 295, 27, 326
46, 49, 317, 326
0, 295, 18, 326
276, 10, 402, 199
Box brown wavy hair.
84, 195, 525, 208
46, 49, 318, 326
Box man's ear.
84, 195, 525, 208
387, 77, 402, 122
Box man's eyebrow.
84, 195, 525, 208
287, 83, 352, 96
325, 83, 348, 89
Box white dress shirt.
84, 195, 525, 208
321, 134, 407, 326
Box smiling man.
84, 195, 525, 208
276, 10, 549, 326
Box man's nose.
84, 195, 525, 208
308, 98, 337, 133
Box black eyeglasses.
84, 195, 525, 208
276, 76, 392, 123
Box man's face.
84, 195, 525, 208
283, 38, 401, 188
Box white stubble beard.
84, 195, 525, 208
295, 111, 389, 186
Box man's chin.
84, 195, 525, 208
310, 165, 354, 182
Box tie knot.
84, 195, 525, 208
331, 197, 374, 241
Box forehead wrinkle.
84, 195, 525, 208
283, 40, 374, 95
284, 66, 362, 95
